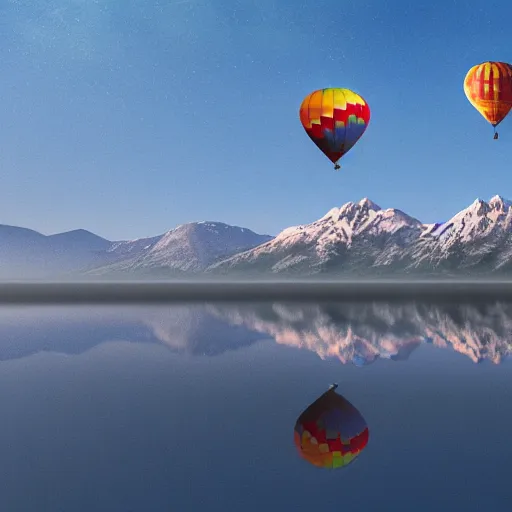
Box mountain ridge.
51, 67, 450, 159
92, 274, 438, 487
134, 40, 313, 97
207, 194, 512, 277
0, 220, 272, 278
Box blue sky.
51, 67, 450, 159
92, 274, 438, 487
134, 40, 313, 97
0, 0, 511, 240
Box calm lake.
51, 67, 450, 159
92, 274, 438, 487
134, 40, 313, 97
0, 302, 511, 511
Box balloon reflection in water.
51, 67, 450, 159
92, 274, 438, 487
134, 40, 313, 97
293, 384, 369, 469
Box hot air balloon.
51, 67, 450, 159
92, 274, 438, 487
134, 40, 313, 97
299, 88, 370, 170
293, 384, 369, 469
463, 61, 512, 139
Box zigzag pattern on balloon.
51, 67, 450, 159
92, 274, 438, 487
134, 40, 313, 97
299, 88, 370, 165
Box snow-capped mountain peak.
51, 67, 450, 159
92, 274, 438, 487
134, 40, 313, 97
95, 221, 273, 274
274, 198, 402, 247
489, 194, 512, 210
6, 193, 512, 279
208, 194, 512, 276
433, 196, 512, 243
357, 197, 381, 210
403, 194, 512, 272
209, 198, 424, 273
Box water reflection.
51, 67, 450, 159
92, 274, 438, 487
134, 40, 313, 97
0, 302, 511, 511
211, 302, 512, 365
0, 301, 510, 364
0, 306, 264, 360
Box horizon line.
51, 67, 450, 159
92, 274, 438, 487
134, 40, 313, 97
0, 279, 512, 303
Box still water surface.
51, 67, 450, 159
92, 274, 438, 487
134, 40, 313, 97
0, 302, 511, 511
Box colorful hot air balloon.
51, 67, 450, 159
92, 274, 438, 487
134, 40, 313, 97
463, 61, 512, 139
293, 384, 369, 469
299, 88, 370, 170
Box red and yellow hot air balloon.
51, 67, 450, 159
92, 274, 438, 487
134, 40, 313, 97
299, 88, 370, 170
463, 61, 512, 139
293, 384, 369, 469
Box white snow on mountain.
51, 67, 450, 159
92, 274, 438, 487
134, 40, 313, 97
408, 194, 512, 272
208, 195, 512, 276
419, 195, 512, 244
107, 235, 162, 257
4, 194, 512, 278
87, 221, 273, 275
208, 197, 425, 273
131, 222, 272, 271
0, 220, 271, 278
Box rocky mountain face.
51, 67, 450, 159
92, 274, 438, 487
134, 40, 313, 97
409, 195, 512, 274
88, 222, 273, 276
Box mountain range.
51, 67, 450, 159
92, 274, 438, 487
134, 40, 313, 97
4, 194, 512, 278
0, 221, 271, 278
209, 194, 512, 276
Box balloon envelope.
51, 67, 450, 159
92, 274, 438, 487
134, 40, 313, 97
464, 61, 512, 128
293, 385, 369, 469
299, 88, 370, 166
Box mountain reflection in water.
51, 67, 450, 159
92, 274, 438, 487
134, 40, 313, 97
0, 301, 509, 364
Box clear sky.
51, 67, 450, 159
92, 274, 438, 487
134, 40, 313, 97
0, 0, 511, 241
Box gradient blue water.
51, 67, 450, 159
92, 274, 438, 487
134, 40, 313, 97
0, 303, 510, 511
